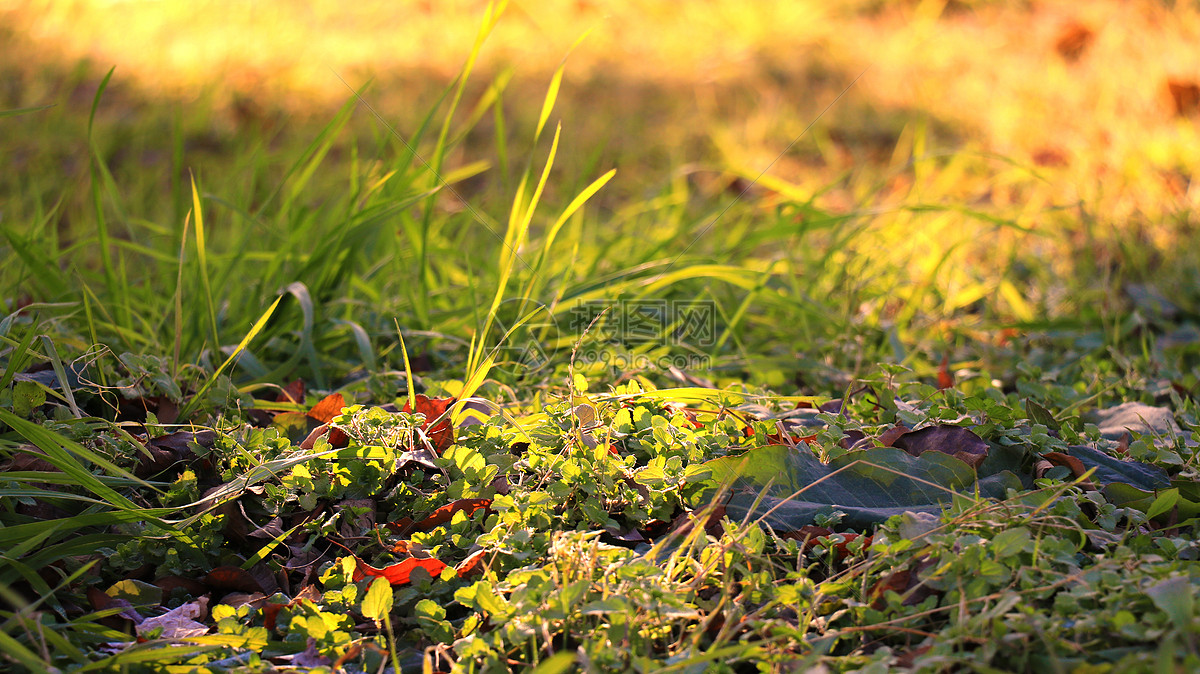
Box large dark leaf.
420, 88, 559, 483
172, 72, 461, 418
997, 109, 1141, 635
1065, 445, 1170, 491
703, 445, 1021, 530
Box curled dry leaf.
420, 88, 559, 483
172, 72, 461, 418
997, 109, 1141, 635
136, 596, 210, 639
307, 393, 346, 424
1039, 451, 1097, 490
455, 549, 489, 579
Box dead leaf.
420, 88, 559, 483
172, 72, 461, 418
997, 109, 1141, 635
136, 430, 217, 478
877, 423, 911, 448
777, 526, 871, 561
455, 549, 489, 579
1054, 21, 1093, 61
153, 575, 208, 598
353, 557, 449, 586
87, 586, 144, 626
136, 596, 209, 639
1168, 79, 1200, 116
412, 498, 493, 532
1032, 147, 1069, 168
307, 393, 346, 424
936, 355, 954, 390
1039, 451, 1097, 490
890, 425, 988, 470
402, 394, 456, 454
336, 498, 377, 538
204, 566, 266, 594
277, 379, 305, 405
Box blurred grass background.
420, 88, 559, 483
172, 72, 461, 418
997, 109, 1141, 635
1, 0, 1198, 389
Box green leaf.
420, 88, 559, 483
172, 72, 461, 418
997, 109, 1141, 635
990, 526, 1031, 559
361, 576, 393, 622
1025, 399, 1059, 432
531, 651, 576, 674
0, 104, 54, 119
706, 445, 1022, 530
1145, 488, 1180, 520
12, 380, 46, 417
1145, 576, 1194, 631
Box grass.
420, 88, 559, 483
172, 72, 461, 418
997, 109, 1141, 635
1, 0, 1200, 671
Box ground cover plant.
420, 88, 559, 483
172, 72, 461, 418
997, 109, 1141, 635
2, 0, 1200, 671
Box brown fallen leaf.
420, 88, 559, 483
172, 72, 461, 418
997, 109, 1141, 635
1054, 21, 1093, 61
204, 566, 266, 594
277, 379, 305, 405
1038, 451, 1097, 490
891, 425, 988, 470
1168, 79, 1200, 116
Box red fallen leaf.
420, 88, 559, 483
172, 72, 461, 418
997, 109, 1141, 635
353, 557, 449, 586
743, 426, 818, 447
936, 355, 954, 390
333, 643, 364, 671
261, 585, 321, 632
402, 394, 456, 454
870, 569, 912, 610
281, 392, 349, 448
384, 517, 415, 535
413, 498, 493, 532
204, 566, 266, 594
895, 645, 934, 669
455, 549, 489, 579
778, 525, 872, 561
307, 393, 346, 424
261, 603, 286, 632
891, 425, 988, 470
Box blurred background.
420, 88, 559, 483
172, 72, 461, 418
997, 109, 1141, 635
2, 0, 1199, 387
5, 0, 1198, 207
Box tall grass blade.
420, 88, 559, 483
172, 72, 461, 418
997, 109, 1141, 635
189, 176, 221, 358
177, 294, 283, 420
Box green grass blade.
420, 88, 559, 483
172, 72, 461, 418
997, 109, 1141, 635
177, 294, 283, 421
189, 175, 221, 358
